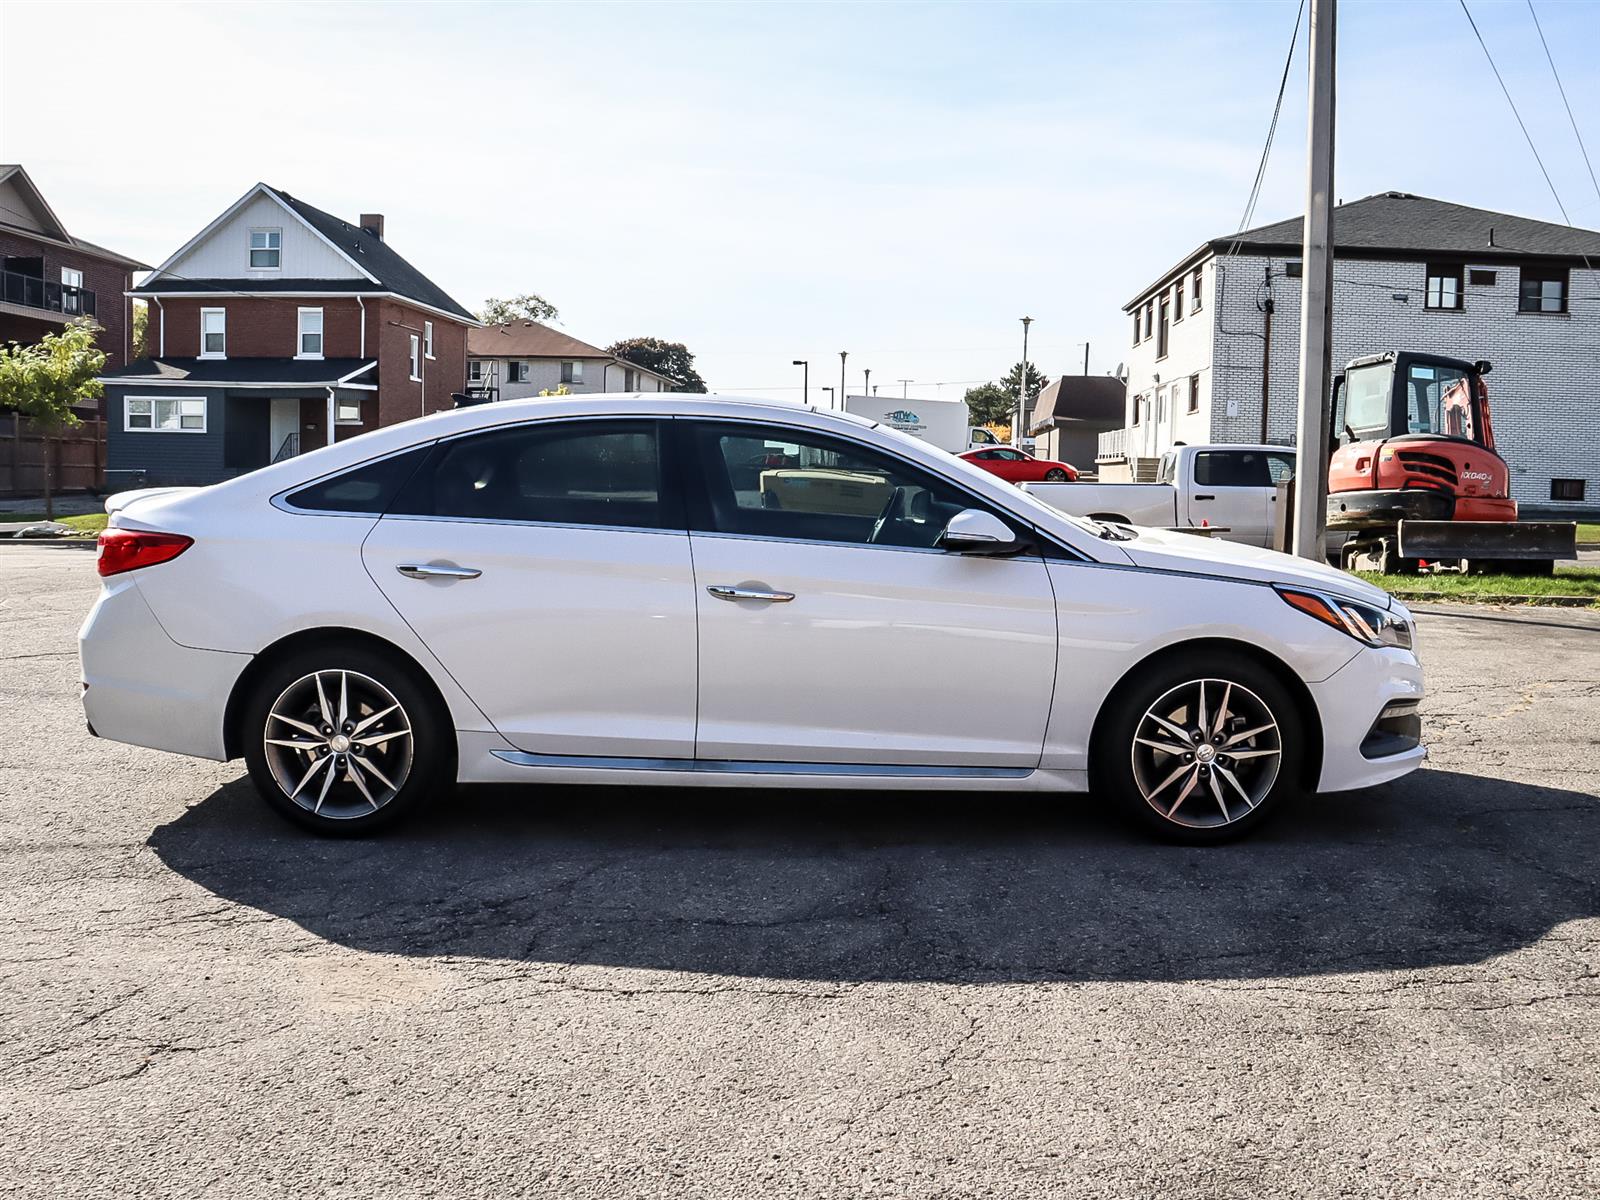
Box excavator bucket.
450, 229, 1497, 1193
1397, 520, 1577, 563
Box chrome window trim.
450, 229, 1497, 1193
490, 750, 1031, 778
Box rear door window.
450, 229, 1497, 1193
390, 419, 680, 529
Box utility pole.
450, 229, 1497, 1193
1016, 316, 1033, 447
1083, 343, 1090, 376
898, 378, 912, 398
838, 351, 848, 410
1293, 0, 1336, 562
792, 359, 809, 406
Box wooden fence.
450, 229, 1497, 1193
1, 412, 106, 496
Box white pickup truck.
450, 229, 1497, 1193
1022, 444, 1297, 548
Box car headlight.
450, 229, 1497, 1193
1276, 587, 1415, 650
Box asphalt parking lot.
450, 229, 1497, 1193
2, 544, 1597, 1199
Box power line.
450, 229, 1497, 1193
1458, 0, 1572, 225
1526, 0, 1600, 209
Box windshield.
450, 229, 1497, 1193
1403, 362, 1476, 440
1341, 362, 1394, 441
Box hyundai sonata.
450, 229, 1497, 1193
80, 395, 1423, 842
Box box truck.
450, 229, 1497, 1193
842, 395, 996, 455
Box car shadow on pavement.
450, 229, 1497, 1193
148, 767, 1597, 984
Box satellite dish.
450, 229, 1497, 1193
1114, 362, 1128, 382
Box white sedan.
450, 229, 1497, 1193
79, 395, 1424, 843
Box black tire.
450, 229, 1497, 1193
1091, 650, 1305, 844
1044, 468, 1070, 482
241, 643, 451, 836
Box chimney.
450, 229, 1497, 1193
360, 213, 385, 240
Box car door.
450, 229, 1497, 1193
681, 419, 1058, 767
361, 417, 698, 758
1186, 449, 1272, 545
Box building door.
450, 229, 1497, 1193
270, 398, 300, 462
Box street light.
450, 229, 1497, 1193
1016, 316, 1033, 447
898, 379, 913, 398
838, 351, 848, 411
863, 368, 871, 399
820, 385, 835, 408
792, 359, 809, 406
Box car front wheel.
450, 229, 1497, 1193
1092, 652, 1304, 843
241, 645, 449, 835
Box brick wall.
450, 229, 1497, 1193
0, 229, 132, 369
369, 298, 467, 428
155, 296, 366, 359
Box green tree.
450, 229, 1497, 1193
0, 319, 106, 520
999, 361, 1050, 409
607, 337, 708, 393
478, 293, 560, 324
962, 381, 1016, 427
132, 301, 150, 359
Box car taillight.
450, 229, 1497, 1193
96, 529, 193, 577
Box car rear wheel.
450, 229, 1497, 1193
1092, 652, 1303, 843
1044, 468, 1069, 481
241, 645, 449, 835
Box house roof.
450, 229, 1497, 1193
98, 357, 377, 389
136, 182, 473, 322
1126, 191, 1600, 310
1028, 375, 1126, 435
265, 186, 474, 321
0, 164, 149, 270
468, 320, 676, 382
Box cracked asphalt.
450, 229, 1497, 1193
2, 544, 1597, 1198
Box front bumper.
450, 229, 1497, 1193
79, 577, 251, 762
1308, 643, 1426, 792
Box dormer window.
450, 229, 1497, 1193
249, 228, 281, 269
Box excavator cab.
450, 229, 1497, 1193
1331, 352, 1494, 454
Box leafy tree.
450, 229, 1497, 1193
0, 319, 106, 520
607, 337, 707, 393
478, 293, 560, 325
132, 302, 150, 359
962, 381, 1016, 427
999, 361, 1050, 408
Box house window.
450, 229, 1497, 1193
508, 361, 529, 383
335, 399, 363, 425
1425, 264, 1463, 310
249, 228, 281, 269
424, 321, 434, 359
59, 267, 85, 315
1284, 260, 1303, 278
561, 360, 584, 384
1143, 303, 1153, 339
408, 335, 421, 380
125, 396, 206, 433
1519, 265, 1568, 313
1551, 478, 1586, 502
1192, 267, 1203, 310
1156, 296, 1170, 359
61, 267, 83, 289
1173, 279, 1184, 321
1132, 311, 1141, 346
200, 308, 226, 358
1469, 269, 1497, 286
1132, 393, 1144, 426
1187, 372, 1200, 413
297, 307, 324, 358
468, 360, 484, 382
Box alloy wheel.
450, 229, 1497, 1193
262, 670, 414, 820
1129, 677, 1282, 830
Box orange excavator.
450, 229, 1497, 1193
1325, 351, 1575, 573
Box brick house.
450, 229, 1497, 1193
1103, 191, 1600, 513
0, 164, 146, 376
466, 320, 674, 402
98, 182, 475, 486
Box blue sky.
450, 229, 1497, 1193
3, 0, 1597, 402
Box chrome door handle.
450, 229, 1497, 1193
397, 563, 482, 580
707, 584, 795, 603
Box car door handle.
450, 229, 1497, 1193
1192, 494, 1215, 501
707, 584, 795, 603
396, 563, 482, 580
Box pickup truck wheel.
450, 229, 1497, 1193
1092, 652, 1303, 844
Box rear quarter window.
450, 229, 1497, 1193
284, 446, 433, 514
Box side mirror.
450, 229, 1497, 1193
938, 508, 1020, 554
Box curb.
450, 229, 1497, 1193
1387, 590, 1599, 609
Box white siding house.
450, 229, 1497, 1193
467, 321, 674, 401
1106, 192, 1600, 512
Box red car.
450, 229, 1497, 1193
959, 446, 1078, 484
